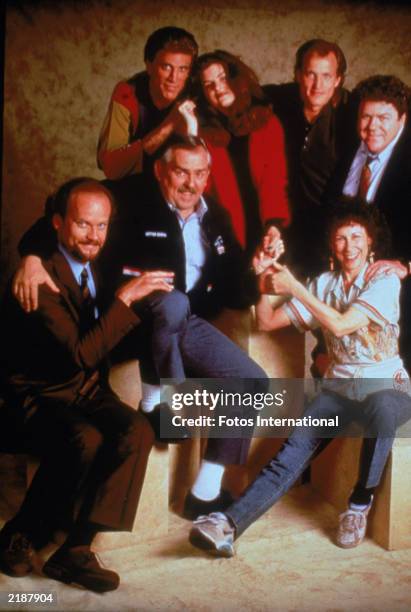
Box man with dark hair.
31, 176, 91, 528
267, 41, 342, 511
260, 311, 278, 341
0, 178, 174, 591
264, 38, 356, 278
188, 202, 411, 557
97, 26, 199, 181
294, 39, 347, 97
333, 74, 411, 371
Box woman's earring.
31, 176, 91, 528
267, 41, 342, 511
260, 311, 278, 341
329, 257, 335, 271
368, 251, 375, 264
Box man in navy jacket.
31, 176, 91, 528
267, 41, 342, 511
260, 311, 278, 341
15, 136, 267, 521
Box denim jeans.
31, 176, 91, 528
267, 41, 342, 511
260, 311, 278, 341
226, 388, 411, 537
141, 290, 268, 466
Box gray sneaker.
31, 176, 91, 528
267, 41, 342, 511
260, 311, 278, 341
336, 505, 371, 549
189, 512, 235, 557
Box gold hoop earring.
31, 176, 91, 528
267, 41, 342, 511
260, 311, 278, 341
368, 251, 375, 264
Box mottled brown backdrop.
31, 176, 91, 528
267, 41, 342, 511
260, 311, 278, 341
2, 0, 411, 287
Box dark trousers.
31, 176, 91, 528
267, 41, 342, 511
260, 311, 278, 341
10, 389, 153, 539
116, 289, 268, 466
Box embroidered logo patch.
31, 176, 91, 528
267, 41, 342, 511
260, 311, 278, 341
214, 235, 225, 255
145, 231, 167, 238
122, 267, 142, 277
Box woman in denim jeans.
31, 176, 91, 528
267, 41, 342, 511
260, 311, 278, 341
189, 200, 411, 556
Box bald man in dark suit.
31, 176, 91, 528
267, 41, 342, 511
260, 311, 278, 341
0, 178, 173, 592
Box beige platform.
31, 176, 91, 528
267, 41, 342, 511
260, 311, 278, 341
1, 308, 410, 552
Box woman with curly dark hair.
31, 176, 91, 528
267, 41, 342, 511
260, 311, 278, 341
193, 50, 290, 256
189, 201, 411, 556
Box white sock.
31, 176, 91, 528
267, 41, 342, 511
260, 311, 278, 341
141, 383, 161, 413
191, 460, 225, 501
349, 499, 372, 512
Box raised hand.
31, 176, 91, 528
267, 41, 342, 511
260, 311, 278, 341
177, 99, 198, 136
252, 225, 284, 275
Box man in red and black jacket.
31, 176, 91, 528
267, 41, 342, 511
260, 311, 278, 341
97, 26, 198, 182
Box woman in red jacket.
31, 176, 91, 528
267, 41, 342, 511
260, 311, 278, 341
193, 50, 290, 256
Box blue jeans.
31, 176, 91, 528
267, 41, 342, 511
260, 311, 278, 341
140, 290, 268, 466
226, 388, 411, 537
144, 289, 265, 380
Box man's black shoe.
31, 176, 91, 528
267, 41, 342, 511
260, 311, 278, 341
183, 490, 235, 520
141, 402, 189, 443
0, 524, 35, 577
43, 546, 119, 593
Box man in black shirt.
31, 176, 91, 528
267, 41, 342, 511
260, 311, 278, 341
265, 39, 356, 278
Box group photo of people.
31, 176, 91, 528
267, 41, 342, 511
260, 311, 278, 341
1, 0, 410, 610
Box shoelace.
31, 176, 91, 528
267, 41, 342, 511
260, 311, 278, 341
340, 510, 365, 531
77, 550, 110, 570
193, 513, 227, 526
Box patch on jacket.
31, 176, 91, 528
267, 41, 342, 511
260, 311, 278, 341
214, 235, 225, 255
122, 266, 142, 277
145, 231, 167, 238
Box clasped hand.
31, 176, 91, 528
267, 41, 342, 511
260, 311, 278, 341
252, 226, 297, 296
263, 264, 297, 296
169, 99, 198, 137
252, 225, 284, 275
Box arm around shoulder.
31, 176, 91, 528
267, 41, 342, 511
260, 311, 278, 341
16, 216, 59, 312
97, 81, 143, 179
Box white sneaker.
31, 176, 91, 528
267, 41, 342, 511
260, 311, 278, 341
189, 512, 235, 557
336, 505, 371, 549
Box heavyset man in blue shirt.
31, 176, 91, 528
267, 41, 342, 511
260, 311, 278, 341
112, 135, 268, 518
329, 75, 411, 373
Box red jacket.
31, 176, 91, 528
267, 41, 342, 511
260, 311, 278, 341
204, 115, 290, 247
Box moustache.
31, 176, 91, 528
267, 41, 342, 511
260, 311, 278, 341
178, 187, 196, 195
80, 240, 101, 247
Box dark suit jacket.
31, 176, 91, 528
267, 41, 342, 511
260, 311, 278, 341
328, 124, 411, 261
0, 250, 140, 414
